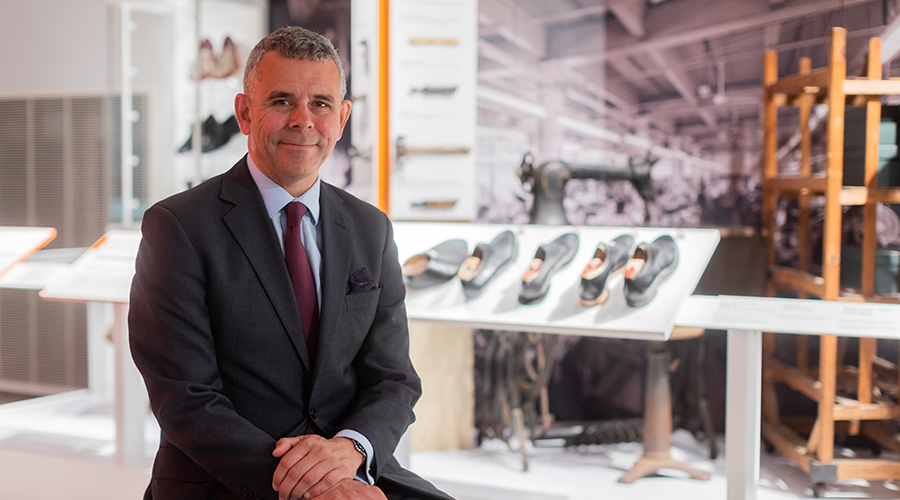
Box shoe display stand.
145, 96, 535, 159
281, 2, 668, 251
762, 27, 900, 495
38, 230, 147, 466
394, 221, 719, 482
394, 222, 719, 340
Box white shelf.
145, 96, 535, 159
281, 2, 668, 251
394, 221, 720, 340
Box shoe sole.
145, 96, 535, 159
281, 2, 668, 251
579, 263, 627, 307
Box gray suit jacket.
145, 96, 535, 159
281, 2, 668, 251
129, 157, 451, 500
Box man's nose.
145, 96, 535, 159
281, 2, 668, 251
288, 105, 313, 129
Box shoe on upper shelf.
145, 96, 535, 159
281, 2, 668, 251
519, 232, 579, 305
402, 239, 468, 289
458, 230, 518, 299
623, 234, 679, 308
579, 234, 634, 306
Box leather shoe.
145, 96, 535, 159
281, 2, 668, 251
458, 230, 518, 299
579, 234, 634, 306
624, 235, 678, 307
519, 232, 579, 305
402, 239, 468, 289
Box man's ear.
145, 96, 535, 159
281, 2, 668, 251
337, 99, 352, 139
234, 93, 252, 135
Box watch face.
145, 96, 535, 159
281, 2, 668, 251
352, 439, 367, 458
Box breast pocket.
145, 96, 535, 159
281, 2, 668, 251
344, 287, 381, 311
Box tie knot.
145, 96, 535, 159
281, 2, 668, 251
285, 202, 307, 228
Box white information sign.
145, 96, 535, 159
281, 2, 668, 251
677, 294, 900, 339
39, 230, 142, 304
394, 222, 720, 340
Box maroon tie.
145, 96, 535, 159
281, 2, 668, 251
284, 201, 319, 365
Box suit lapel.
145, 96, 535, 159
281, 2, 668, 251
219, 158, 311, 370
313, 183, 352, 382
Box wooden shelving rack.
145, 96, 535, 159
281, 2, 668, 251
762, 27, 900, 496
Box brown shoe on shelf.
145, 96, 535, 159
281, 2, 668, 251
191, 39, 216, 80
213, 36, 241, 79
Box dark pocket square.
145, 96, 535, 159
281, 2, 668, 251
349, 267, 378, 294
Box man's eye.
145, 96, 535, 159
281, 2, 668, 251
313, 101, 330, 108
274, 99, 291, 106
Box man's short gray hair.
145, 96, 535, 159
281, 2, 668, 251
243, 26, 347, 99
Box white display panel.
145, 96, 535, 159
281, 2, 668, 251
0, 226, 56, 278
39, 230, 142, 304
394, 222, 720, 340
389, 0, 478, 221
677, 294, 900, 339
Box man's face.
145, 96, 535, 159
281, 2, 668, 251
235, 52, 351, 195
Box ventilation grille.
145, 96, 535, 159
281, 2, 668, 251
0, 94, 134, 394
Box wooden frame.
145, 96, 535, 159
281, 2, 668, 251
762, 27, 900, 492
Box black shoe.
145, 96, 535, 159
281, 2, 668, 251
624, 235, 678, 308
519, 233, 579, 305
178, 115, 218, 153
207, 115, 241, 152
402, 239, 468, 289
579, 234, 634, 306
458, 230, 518, 299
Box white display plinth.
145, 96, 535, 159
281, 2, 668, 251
674, 294, 900, 500
394, 222, 720, 340
0, 226, 56, 277
38, 229, 147, 466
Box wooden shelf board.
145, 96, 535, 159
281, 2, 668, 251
765, 358, 822, 402
844, 79, 900, 96
762, 420, 811, 471
833, 459, 900, 480
770, 266, 826, 298
833, 403, 900, 421
770, 68, 830, 97
766, 175, 828, 194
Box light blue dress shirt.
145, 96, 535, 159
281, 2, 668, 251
247, 155, 375, 485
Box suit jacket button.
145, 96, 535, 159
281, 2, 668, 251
310, 407, 317, 419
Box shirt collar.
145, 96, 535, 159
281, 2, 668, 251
246, 154, 320, 225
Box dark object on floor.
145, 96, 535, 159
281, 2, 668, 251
624, 234, 679, 307
519, 232, 579, 305
178, 115, 241, 153
567, 418, 644, 446
458, 230, 518, 299
579, 234, 634, 306
402, 239, 468, 289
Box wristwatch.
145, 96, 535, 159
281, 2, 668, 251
349, 438, 367, 464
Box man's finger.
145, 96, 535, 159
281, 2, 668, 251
272, 438, 315, 490
273, 435, 311, 458
282, 456, 326, 500
303, 469, 344, 499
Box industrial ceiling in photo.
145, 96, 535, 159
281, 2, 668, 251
477, 0, 900, 165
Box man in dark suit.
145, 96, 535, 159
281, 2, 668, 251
129, 27, 452, 500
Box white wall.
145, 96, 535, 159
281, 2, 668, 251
0, 0, 108, 94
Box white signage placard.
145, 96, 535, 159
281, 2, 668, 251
40, 230, 142, 304
0, 226, 57, 277
677, 295, 900, 339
